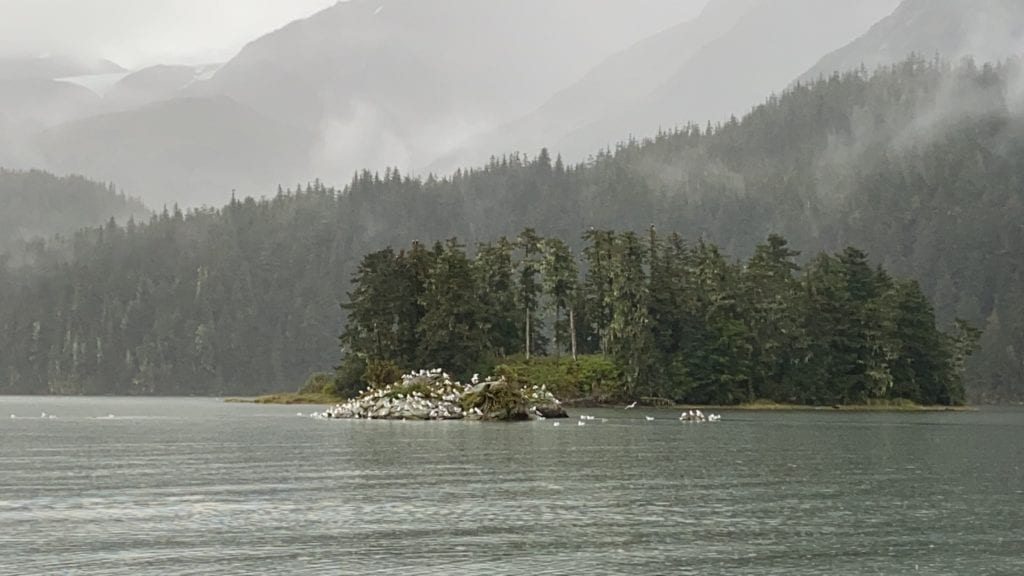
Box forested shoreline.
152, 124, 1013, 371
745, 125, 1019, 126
0, 57, 1021, 401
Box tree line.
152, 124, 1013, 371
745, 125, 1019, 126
338, 230, 977, 406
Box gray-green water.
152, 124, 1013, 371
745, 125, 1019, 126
1, 398, 1022, 575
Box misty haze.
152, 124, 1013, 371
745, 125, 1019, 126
1, 1, 1023, 574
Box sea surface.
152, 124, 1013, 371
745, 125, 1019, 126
1, 397, 1022, 575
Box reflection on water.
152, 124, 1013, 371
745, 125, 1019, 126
1, 397, 1022, 575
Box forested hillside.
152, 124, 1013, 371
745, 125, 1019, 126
0, 169, 148, 257
1, 57, 1020, 401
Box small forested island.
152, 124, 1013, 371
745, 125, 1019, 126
297, 228, 979, 411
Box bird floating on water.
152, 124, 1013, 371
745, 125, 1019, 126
645, 416, 655, 422
679, 409, 721, 423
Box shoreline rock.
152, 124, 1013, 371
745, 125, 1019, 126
313, 369, 568, 422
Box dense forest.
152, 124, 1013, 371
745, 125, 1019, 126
0, 56, 1020, 401
0, 169, 149, 258
339, 231, 975, 406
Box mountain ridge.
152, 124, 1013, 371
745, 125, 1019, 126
800, 0, 1024, 82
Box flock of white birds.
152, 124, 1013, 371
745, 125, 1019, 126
567, 406, 723, 427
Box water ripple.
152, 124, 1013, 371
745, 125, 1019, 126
1, 399, 1022, 575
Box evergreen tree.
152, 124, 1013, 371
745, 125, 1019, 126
515, 228, 544, 358
541, 237, 578, 359
474, 238, 519, 357
607, 232, 654, 398
415, 239, 488, 376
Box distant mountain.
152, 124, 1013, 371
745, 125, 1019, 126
36, 97, 312, 207
7, 0, 708, 206
0, 55, 124, 80
184, 0, 713, 185
0, 168, 148, 257
0, 78, 100, 127
434, 0, 764, 170
0, 78, 101, 168
531, 0, 903, 164
801, 0, 1024, 82
103, 64, 220, 111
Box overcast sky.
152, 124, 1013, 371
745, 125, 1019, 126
0, 0, 344, 68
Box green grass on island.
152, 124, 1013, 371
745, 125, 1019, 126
225, 373, 344, 405
225, 392, 342, 405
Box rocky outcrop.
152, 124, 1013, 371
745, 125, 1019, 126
314, 369, 568, 422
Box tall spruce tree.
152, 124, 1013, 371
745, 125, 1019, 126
541, 237, 578, 359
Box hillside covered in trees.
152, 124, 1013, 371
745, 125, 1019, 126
338, 231, 975, 406
0, 57, 1020, 401
0, 169, 148, 258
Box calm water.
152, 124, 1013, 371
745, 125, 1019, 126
1, 398, 1022, 575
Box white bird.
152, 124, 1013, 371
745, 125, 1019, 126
9, 414, 15, 419
625, 401, 638, 410
578, 421, 586, 427
553, 422, 560, 427
645, 416, 655, 422
471, 373, 480, 385
40, 412, 47, 419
